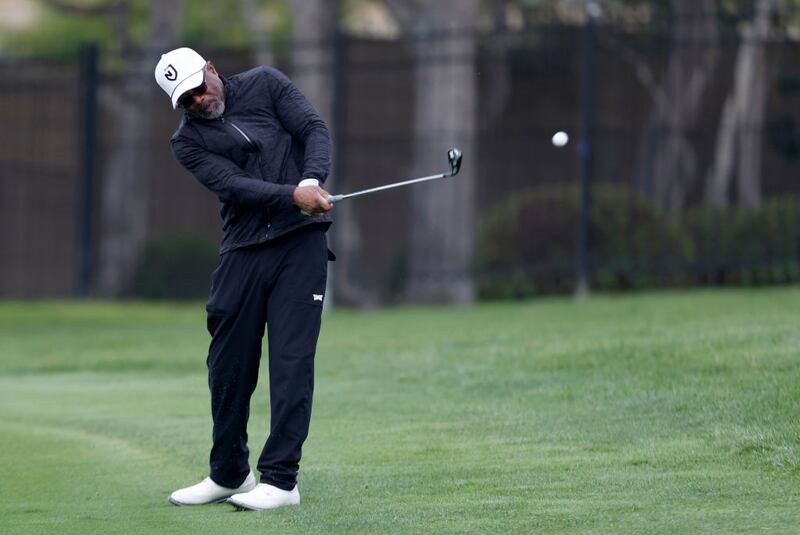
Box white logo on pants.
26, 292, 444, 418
313, 294, 324, 302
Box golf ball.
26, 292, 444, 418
552, 131, 569, 147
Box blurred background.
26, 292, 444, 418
1, 0, 799, 306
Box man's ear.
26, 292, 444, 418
207, 61, 217, 75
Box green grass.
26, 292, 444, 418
0, 289, 798, 534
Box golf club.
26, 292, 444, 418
326, 148, 463, 204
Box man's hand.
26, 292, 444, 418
293, 184, 332, 216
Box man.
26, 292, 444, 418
154, 47, 334, 511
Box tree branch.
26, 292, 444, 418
382, 0, 416, 32
597, 31, 664, 109
41, 0, 126, 17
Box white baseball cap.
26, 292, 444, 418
154, 47, 207, 109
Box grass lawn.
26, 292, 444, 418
0, 288, 798, 534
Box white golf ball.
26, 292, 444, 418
552, 131, 569, 147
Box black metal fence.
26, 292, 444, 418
2, 18, 800, 302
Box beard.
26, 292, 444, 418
194, 98, 225, 120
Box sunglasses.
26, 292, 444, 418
177, 68, 207, 109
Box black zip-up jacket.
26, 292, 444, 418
171, 66, 332, 254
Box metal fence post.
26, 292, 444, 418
576, 5, 598, 297
77, 43, 99, 297
326, 27, 348, 309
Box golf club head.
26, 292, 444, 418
447, 148, 463, 176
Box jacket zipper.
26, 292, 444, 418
221, 118, 271, 237
222, 117, 254, 145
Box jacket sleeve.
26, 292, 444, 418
266, 68, 332, 184
171, 134, 296, 209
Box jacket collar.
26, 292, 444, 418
219, 74, 235, 104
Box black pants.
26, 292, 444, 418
205, 225, 328, 491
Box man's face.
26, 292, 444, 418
178, 61, 225, 119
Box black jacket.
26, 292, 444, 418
171, 66, 332, 254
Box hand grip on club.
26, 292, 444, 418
326, 147, 462, 204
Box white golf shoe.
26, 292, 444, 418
168, 472, 257, 506
227, 483, 300, 511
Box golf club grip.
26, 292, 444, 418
327, 194, 344, 204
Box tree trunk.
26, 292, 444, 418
705, 95, 738, 207
736, 18, 769, 210
287, 0, 339, 124
286, 0, 369, 306
706, 0, 776, 209
405, 0, 479, 304
240, 0, 274, 66
637, 0, 719, 216
96, 0, 185, 296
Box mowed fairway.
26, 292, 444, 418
0, 289, 798, 534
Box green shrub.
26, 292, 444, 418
477, 186, 800, 299
686, 198, 800, 286
131, 235, 219, 300
475, 184, 691, 299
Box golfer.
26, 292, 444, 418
154, 47, 333, 511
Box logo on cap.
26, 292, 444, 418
164, 65, 177, 81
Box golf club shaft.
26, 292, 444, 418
327, 172, 448, 203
